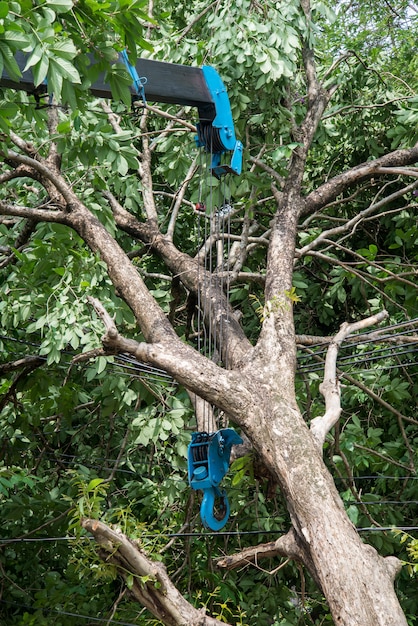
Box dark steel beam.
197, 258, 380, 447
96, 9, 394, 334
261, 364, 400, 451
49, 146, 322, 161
0, 52, 216, 120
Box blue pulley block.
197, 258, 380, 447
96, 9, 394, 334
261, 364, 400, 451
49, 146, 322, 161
196, 66, 243, 178
187, 428, 243, 531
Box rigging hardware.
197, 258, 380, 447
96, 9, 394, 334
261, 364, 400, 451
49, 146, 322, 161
195, 202, 207, 214
187, 164, 242, 531
120, 49, 147, 105
195, 66, 243, 178
188, 429, 243, 530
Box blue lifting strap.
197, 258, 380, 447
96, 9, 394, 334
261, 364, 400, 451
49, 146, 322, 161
187, 428, 243, 530
120, 49, 147, 104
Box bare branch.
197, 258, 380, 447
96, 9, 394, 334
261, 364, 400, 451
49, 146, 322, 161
138, 109, 159, 222
248, 155, 284, 184
9, 131, 38, 157
216, 529, 304, 571
45, 103, 62, 170
310, 310, 389, 449
82, 518, 228, 626
304, 145, 418, 215
176, 0, 219, 43
353, 443, 413, 472
322, 239, 418, 291
374, 166, 418, 177
296, 329, 418, 346
188, 391, 217, 432
166, 157, 198, 241
100, 100, 124, 134
322, 96, 416, 120
0, 199, 68, 223
340, 371, 418, 428
144, 103, 196, 132
297, 179, 418, 258
301, 249, 409, 314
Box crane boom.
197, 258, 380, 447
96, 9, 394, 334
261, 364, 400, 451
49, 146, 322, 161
0, 51, 243, 177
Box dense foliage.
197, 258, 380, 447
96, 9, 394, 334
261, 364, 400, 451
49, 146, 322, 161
0, 0, 417, 624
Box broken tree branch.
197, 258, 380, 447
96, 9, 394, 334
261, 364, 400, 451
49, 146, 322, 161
82, 518, 228, 626
310, 310, 389, 449
216, 528, 304, 571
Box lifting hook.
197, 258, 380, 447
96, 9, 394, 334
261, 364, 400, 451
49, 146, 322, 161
187, 428, 243, 530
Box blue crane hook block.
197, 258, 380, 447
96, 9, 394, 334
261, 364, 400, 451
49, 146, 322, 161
187, 428, 243, 531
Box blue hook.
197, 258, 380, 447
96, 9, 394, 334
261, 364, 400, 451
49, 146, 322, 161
201, 485, 230, 531
187, 428, 242, 531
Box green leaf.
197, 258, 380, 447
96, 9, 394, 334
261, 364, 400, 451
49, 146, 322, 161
346, 505, 359, 525
0, 2, 9, 18
107, 65, 132, 107
32, 54, 49, 86
50, 56, 81, 83
0, 41, 21, 80
87, 478, 105, 490
56, 119, 71, 133
23, 46, 44, 72
50, 39, 78, 59
126, 574, 134, 589
96, 356, 107, 374
45, 0, 73, 13
2, 30, 31, 49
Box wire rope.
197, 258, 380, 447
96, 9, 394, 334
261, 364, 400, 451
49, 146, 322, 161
0, 599, 139, 626
1, 526, 417, 545
297, 342, 418, 371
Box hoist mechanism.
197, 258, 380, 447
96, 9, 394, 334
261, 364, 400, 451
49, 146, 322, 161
188, 429, 243, 531
1, 49, 244, 530
1, 51, 243, 178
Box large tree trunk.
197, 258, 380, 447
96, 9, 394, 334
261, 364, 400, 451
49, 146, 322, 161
246, 399, 407, 626
225, 296, 407, 625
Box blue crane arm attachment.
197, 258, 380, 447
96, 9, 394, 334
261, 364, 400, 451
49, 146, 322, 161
0, 51, 242, 177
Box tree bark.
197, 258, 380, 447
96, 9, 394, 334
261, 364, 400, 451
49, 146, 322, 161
240, 393, 407, 626
82, 519, 229, 626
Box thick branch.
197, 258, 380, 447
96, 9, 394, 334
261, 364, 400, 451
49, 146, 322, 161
138, 108, 159, 222
216, 529, 304, 571
310, 310, 389, 449
82, 519, 228, 626
304, 145, 418, 215
45, 104, 62, 170
0, 199, 68, 223
0, 355, 44, 374
103, 192, 253, 366
87, 297, 253, 419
